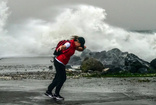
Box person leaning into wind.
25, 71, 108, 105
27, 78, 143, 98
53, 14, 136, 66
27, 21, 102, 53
45, 36, 86, 100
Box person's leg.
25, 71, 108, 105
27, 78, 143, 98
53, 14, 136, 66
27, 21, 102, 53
47, 59, 60, 93
47, 73, 58, 92
55, 65, 66, 95
53, 64, 66, 100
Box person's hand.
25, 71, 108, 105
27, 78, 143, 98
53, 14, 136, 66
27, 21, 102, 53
56, 46, 62, 52
56, 45, 66, 52
76, 46, 86, 51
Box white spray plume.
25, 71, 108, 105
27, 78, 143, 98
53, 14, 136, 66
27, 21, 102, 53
0, 2, 156, 61
0, 1, 9, 34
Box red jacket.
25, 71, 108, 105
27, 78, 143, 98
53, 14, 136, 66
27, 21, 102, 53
56, 39, 76, 65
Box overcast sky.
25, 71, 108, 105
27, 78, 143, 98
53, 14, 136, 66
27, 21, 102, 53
6, 0, 156, 30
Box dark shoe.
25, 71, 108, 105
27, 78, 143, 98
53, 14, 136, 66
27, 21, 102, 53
54, 94, 64, 100
44, 90, 53, 98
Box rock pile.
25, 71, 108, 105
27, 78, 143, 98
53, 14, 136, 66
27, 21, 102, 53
69, 48, 156, 74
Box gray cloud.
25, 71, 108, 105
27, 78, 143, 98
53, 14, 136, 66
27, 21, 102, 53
7, 0, 156, 30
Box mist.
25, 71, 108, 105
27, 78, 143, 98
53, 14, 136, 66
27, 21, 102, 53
0, 1, 156, 61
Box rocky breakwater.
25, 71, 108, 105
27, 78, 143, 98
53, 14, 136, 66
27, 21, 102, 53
69, 48, 156, 74
150, 58, 156, 70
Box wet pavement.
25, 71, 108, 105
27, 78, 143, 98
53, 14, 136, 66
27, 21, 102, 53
0, 78, 155, 105
0, 57, 155, 105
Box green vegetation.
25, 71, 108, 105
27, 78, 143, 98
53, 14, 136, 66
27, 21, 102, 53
87, 73, 156, 77
66, 72, 156, 78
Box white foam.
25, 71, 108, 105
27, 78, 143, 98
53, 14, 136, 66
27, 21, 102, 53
0, 2, 155, 61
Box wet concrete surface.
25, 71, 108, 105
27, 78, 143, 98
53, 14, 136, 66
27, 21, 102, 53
0, 78, 156, 105
0, 57, 156, 105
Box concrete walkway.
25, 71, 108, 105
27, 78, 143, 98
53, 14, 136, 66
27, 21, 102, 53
0, 78, 155, 105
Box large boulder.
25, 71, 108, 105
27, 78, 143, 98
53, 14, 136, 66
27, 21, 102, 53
80, 57, 104, 72
125, 53, 150, 73
150, 58, 156, 69
80, 49, 92, 60
69, 55, 81, 65
150, 58, 156, 72
100, 48, 126, 67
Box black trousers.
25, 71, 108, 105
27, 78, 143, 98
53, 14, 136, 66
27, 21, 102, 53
48, 58, 66, 95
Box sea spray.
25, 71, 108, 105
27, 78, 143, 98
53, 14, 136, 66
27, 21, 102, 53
0, 1, 9, 34
0, 2, 156, 61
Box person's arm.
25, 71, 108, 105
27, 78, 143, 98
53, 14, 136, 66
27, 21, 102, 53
56, 42, 70, 52
76, 46, 86, 51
